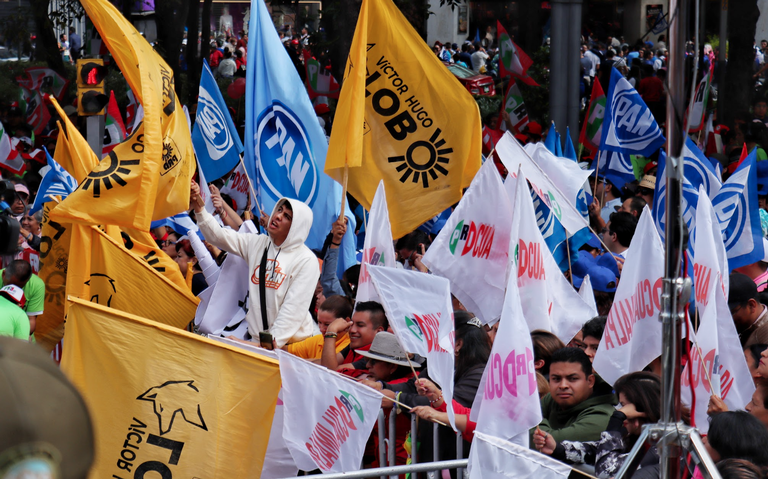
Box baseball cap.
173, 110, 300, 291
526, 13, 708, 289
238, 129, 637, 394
597, 253, 622, 279
356, 331, 416, 368
0, 336, 95, 479
14, 183, 30, 198
525, 121, 542, 136
589, 265, 618, 293
0, 285, 25, 307
571, 250, 597, 289
314, 103, 330, 116
729, 272, 758, 308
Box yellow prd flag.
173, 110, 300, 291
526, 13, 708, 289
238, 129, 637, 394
47, 97, 188, 289
61, 298, 281, 478
48, 0, 194, 230
66, 224, 198, 329
34, 202, 71, 351
325, 0, 482, 239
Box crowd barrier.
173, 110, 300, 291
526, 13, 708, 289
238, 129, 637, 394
286, 460, 469, 479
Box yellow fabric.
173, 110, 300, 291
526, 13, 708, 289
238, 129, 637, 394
324, 0, 482, 238
285, 333, 350, 360
66, 224, 199, 330
49, 0, 194, 230
185, 263, 195, 290
61, 298, 281, 479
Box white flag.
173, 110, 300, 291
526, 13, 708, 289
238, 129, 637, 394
593, 207, 665, 385
509, 168, 595, 343
0, 120, 14, 163
470, 271, 541, 443
356, 181, 396, 303
682, 189, 755, 432
196, 221, 257, 336
468, 432, 571, 479
367, 264, 456, 429
220, 161, 251, 214
524, 142, 593, 211
578, 274, 598, 314
496, 132, 590, 237
422, 159, 513, 324
277, 350, 382, 473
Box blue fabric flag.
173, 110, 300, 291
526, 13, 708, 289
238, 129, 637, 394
418, 207, 453, 235
334, 211, 359, 279
600, 67, 665, 157
30, 147, 78, 215
682, 137, 721, 197
150, 212, 199, 235
245, 0, 341, 250
595, 148, 636, 190
652, 150, 699, 244
544, 122, 559, 155
712, 149, 764, 269
563, 127, 578, 162
531, 188, 593, 272
192, 59, 244, 182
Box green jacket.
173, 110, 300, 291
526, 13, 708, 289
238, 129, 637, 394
532, 390, 616, 445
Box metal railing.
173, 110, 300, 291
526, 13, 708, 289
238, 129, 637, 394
287, 460, 469, 479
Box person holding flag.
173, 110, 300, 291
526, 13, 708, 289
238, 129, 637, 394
190, 180, 319, 349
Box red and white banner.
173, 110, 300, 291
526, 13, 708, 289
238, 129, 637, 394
470, 271, 540, 445
422, 159, 513, 324
277, 350, 382, 473
507, 168, 596, 343
593, 207, 665, 386
368, 264, 456, 429
356, 180, 396, 303
220, 161, 250, 215
682, 189, 754, 432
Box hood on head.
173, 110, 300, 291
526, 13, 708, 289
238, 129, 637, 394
270, 198, 313, 250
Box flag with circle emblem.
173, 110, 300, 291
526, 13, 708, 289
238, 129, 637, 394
325, 0, 481, 239
49, 0, 195, 230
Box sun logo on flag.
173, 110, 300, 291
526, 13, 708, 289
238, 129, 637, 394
81, 151, 139, 198
388, 128, 452, 188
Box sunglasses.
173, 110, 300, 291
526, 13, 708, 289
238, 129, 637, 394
638, 188, 653, 196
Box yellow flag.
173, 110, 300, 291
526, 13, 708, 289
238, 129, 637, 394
47, 97, 188, 289
34, 203, 71, 351
325, 0, 482, 238
61, 298, 281, 478
66, 225, 198, 330
48, 0, 194, 230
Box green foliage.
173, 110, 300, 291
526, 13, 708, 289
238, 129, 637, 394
473, 94, 502, 122
1, 7, 33, 55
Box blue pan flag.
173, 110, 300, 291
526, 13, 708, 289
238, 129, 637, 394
30, 147, 78, 215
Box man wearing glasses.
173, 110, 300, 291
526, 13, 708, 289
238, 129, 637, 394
730, 272, 768, 348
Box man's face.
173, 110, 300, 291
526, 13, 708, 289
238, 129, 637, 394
602, 222, 618, 251
745, 387, 768, 429
349, 311, 381, 349
756, 102, 768, 119
317, 309, 337, 336
568, 330, 585, 349
745, 348, 760, 379
731, 299, 759, 331
268, 203, 293, 245
760, 196, 768, 211
582, 335, 600, 362
549, 361, 595, 409
365, 358, 396, 381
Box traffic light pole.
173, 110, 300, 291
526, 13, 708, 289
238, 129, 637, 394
86, 115, 105, 158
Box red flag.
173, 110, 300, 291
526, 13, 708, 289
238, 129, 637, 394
728, 143, 749, 175
303, 52, 341, 100
496, 21, 538, 86
102, 91, 126, 156
578, 80, 606, 155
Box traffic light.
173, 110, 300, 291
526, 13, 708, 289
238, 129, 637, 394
76, 59, 108, 116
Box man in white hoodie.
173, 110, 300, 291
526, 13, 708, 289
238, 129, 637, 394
191, 181, 319, 348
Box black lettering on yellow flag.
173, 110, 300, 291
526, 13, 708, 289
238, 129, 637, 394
325, 0, 482, 238
49, 0, 194, 230
61, 298, 280, 478
34, 203, 70, 351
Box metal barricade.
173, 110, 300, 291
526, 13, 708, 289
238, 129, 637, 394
377, 410, 386, 479
387, 408, 397, 479
284, 459, 469, 479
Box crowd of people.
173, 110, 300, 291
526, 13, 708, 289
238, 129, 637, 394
5, 12, 768, 479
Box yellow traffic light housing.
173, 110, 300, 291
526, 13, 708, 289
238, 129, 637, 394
76, 59, 109, 116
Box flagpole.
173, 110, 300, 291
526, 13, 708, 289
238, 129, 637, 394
237, 155, 264, 214
565, 230, 574, 287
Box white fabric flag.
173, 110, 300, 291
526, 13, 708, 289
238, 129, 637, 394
579, 274, 598, 314
196, 221, 257, 336
682, 189, 755, 433
469, 270, 541, 443
277, 350, 382, 473
496, 132, 590, 237
356, 181, 396, 303
0, 120, 14, 163
468, 432, 571, 479
194, 148, 216, 215
220, 161, 251, 215
593, 207, 665, 385
508, 168, 596, 343
205, 338, 298, 478
422, 159, 513, 324
367, 264, 456, 429
524, 142, 593, 210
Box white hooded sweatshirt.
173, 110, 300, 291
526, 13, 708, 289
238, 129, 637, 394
197, 198, 319, 347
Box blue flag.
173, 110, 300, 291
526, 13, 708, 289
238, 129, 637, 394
544, 122, 560, 156
712, 149, 764, 269
531, 188, 593, 272
418, 207, 452, 235
30, 148, 77, 214
652, 150, 699, 245
245, 0, 341, 250
683, 137, 721, 198
151, 212, 200, 237
192, 59, 244, 182
595, 148, 636, 190
563, 127, 578, 162
600, 67, 665, 157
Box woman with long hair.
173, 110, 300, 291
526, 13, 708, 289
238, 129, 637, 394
533, 371, 662, 478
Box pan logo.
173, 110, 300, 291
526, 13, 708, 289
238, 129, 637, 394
255, 101, 319, 207
197, 87, 233, 160
605, 79, 662, 151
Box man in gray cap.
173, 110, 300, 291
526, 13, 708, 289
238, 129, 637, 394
730, 272, 768, 347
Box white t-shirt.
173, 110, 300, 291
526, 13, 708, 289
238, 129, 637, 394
471, 51, 489, 73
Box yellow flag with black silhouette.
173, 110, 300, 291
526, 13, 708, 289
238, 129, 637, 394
65, 224, 198, 330
61, 298, 281, 479
325, 0, 482, 239
48, 0, 194, 231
